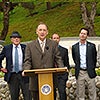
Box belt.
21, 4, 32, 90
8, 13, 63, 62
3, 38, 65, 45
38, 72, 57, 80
11, 71, 22, 74
80, 68, 87, 71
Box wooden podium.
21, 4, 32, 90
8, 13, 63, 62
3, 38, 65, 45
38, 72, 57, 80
24, 67, 68, 100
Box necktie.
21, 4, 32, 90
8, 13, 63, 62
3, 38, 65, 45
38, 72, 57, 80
15, 46, 19, 73
41, 42, 44, 52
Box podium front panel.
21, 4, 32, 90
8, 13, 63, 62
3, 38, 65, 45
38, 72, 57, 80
38, 73, 54, 100
24, 67, 68, 100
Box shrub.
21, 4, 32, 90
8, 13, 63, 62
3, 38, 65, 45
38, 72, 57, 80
95, 67, 100, 76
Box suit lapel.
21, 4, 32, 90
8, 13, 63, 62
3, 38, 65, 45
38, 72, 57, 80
35, 39, 50, 53
10, 44, 13, 64
44, 39, 49, 52
76, 42, 80, 60
86, 41, 90, 58
43, 39, 50, 62
20, 44, 25, 60
35, 39, 42, 53
9, 44, 13, 70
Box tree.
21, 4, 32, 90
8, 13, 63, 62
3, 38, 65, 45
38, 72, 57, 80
21, 2, 35, 16
46, 2, 51, 10
0, 1, 17, 40
0, 0, 10, 40
80, 2, 96, 36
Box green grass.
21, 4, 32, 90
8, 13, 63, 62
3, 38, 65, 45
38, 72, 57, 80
0, 2, 100, 45
70, 67, 100, 76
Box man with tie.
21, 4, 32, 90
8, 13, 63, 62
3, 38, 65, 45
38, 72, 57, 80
72, 28, 97, 100
0, 31, 32, 100
22, 22, 64, 100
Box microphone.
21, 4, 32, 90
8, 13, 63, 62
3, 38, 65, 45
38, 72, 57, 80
45, 45, 49, 50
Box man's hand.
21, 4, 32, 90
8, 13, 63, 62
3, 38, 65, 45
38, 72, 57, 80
0, 68, 7, 73
22, 71, 25, 76
65, 67, 69, 72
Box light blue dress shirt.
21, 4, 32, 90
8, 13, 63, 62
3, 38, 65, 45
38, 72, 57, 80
79, 42, 87, 69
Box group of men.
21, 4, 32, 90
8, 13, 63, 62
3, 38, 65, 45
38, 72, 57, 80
0, 22, 98, 100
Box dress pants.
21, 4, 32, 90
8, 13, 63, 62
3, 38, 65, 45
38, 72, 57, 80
58, 78, 67, 100
76, 70, 97, 100
57, 73, 67, 100
31, 91, 39, 100
8, 73, 32, 100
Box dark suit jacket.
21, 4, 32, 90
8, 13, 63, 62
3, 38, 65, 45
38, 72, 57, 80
23, 39, 64, 91
0, 44, 28, 83
72, 41, 97, 79
58, 45, 70, 80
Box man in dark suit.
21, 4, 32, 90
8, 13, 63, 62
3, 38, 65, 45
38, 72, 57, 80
72, 28, 97, 100
0, 31, 32, 100
51, 33, 70, 100
22, 22, 65, 100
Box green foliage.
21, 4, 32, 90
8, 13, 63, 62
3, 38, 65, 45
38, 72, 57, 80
95, 67, 100, 76
70, 67, 100, 76
70, 68, 75, 76
0, 2, 100, 45
10, 0, 32, 2
96, 2, 100, 16
0, 72, 4, 78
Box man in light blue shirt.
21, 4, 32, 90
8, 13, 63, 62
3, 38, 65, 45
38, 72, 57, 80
72, 28, 97, 100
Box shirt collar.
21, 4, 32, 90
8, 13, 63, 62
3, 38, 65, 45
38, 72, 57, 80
79, 41, 87, 46
38, 38, 46, 44
13, 44, 20, 48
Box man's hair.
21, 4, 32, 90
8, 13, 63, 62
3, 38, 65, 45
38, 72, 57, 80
37, 22, 48, 30
79, 28, 89, 36
51, 33, 60, 39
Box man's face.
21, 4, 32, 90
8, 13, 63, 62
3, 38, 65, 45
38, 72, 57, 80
36, 24, 48, 41
79, 29, 88, 41
11, 37, 21, 45
52, 34, 60, 44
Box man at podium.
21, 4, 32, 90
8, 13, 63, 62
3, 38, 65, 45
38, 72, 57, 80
22, 22, 64, 100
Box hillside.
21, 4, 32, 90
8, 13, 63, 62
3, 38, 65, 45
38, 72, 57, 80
0, 2, 100, 44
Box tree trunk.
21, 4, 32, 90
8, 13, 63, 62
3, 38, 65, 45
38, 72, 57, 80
0, 0, 10, 40
21, 2, 35, 16
46, 2, 51, 10
80, 2, 96, 36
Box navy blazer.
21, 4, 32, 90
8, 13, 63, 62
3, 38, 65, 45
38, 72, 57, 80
72, 41, 97, 79
58, 45, 70, 80
0, 44, 27, 83
58, 45, 70, 69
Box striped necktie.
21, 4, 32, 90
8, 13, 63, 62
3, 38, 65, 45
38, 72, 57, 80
15, 46, 19, 73
41, 42, 44, 52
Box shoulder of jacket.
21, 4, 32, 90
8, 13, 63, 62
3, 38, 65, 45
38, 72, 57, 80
72, 42, 79, 47
4, 44, 12, 48
59, 45, 68, 50
20, 44, 26, 47
26, 40, 35, 45
87, 41, 95, 46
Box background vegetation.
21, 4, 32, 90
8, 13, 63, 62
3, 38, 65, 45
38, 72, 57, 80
0, 2, 100, 45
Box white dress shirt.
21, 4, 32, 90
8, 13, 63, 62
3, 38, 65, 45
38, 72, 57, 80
12, 44, 23, 72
